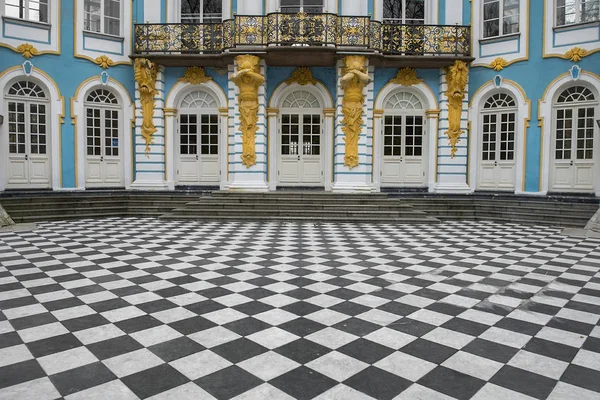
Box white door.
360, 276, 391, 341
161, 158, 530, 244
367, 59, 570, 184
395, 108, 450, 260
381, 114, 426, 185
85, 106, 123, 187
6, 82, 51, 189
551, 86, 597, 192
478, 111, 516, 190
177, 112, 219, 184
279, 113, 323, 185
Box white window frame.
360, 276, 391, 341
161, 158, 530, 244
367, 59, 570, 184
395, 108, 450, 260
382, 0, 426, 24
83, 0, 121, 37
555, 0, 600, 27
180, 0, 223, 23
279, 0, 325, 13
482, 0, 520, 39
4, 0, 49, 23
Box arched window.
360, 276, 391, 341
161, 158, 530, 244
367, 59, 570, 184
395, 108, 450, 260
385, 91, 423, 110
84, 88, 120, 159
554, 86, 596, 161
179, 90, 219, 157
6, 81, 48, 156
481, 92, 517, 162
8, 81, 46, 98
282, 90, 320, 109
181, 90, 218, 109
383, 91, 424, 159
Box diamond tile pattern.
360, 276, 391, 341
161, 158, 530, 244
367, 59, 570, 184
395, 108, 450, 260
0, 218, 600, 399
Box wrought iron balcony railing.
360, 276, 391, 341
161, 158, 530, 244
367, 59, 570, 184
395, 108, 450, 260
134, 12, 470, 57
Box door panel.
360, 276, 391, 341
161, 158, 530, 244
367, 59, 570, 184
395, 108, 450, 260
200, 155, 219, 182
177, 113, 219, 184
479, 164, 496, 188
7, 158, 28, 185
300, 114, 322, 184
497, 164, 515, 189
478, 111, 516, 191
279, 113, 323, 185
382, 114, 425, 185
574, 163, 594, 190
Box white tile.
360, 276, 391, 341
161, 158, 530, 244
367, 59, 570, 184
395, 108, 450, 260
350, 294, 389, 307
79, 291, 117, 304
406, 309, 453, 326
393, 384, 456, 400
547, 381, 600, 400
103, 348, 164, 378
458, 309, 503, 325
507, 350, 569, 379
151, 307, 196, 324
356, 309, 401, 326
375, 352, 436, 381
0, 377, 61, 400
74, 324, 125, 345
170, 350, 232, 380
487, 295, 523, 308
306, 327, 358, 349
555, 308, 600, 325
471, 383, 537, 400
306, 309, 350, 326
3, 303, 47, 319
572, 349, 600, 371
397, 294, 435, 308
480, 327, 531, 348
305, 294, 345, 308
146, 382, 215, 400
442, 351, 504, 381
101, 306, 147, 323
65, 379, 138, 400
307, 351, 368, 382
168, 292, 207, 306
130, 325, 182, 347
232, 383, 295, 400
38, 347, 98, 375
18, 322, 69, 343
247, 327, 299, 349
364, 327, 417, 349
202, 308, 248, 325
122, 291, 162, 305
0, 344, 33, 368
238, 351, 300, 381
258, 294, 298, 307
313, 384, 376, 400
0, 321, 14, 334
213, 293, 252, 307
254, 309, 298, 326
423, 328, 475, 349
189, 326, 240, 348
51, 305, 96, 321
535, 326, 586, 348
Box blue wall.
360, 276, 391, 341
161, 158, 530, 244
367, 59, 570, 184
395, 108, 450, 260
373, 68, 440, 104
266, 67, 337, 107
0, 0, 135, 189
163, 67, 229, 100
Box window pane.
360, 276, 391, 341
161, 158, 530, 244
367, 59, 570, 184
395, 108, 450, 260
383, 0, 403, 21
582, 0, 600, 22
503, 0, 519, 34
29, 0, 49, 22
5, 0, 22, 19
84, 0, 102, 32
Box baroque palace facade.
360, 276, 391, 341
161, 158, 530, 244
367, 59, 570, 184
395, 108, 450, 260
0, 0, 599, 195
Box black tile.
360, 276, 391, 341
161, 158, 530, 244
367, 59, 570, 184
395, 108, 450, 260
169, 316, 217, 335
61, 313, 110, 332
26, 333, 84, 358
155, 286, 189, 298
344, 366, 412, 400
233, 301, 274, 316
281, 301, 321, 316
195, 366, 262, 400
286, 288, 318, 300
582, 336, 600, 353
377, 302, 419, 317
426, 302, 466, 316
463, 338, 520, 364
240, 288, 276, 299
9, 312, 58, 330
111, 285, 148, 297
86, 335, 144, 360
115, 315, 163, 334
560, 364, 600, 393
197, 287, 233, 299
89, 298, 131, 313
389, 318, 436, 337
279, 317, 326, 337
333, 318, 380, 337
136, 299, 178, 313
330, 301, 370, 316
122, 364, 189, 399
149, 337, 205, 362
0, 332, 23, 349
442, 317, 489, 336
338, 338, 394, 364
547, 317, 594, 336
0, 295, 38, 310
50, 362, 116, 396
185, 300, 226, 315
0, 359, 46, 389
328, 288, 363, 300
490, 365, 557, 399
523, 337, 578, 363
270, 366, 337, 400
495, 317, 543, 336
28, 284, 64, 295
275, 338, 330, 364
211, 338, 268, 363
418, 366, 486, 400
400, 338, 456, 364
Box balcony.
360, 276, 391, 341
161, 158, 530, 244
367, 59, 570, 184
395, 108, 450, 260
133, 12, 471, 68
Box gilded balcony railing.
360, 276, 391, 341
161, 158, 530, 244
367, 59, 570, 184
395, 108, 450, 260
134, 12, 470, 56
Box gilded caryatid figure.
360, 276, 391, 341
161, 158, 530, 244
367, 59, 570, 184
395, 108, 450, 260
134, 58, 159, 156
340, 56, 371, 169
444, 60, 469, 158
231, 55, 265, 168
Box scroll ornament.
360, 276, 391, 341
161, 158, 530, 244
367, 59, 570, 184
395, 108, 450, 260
134, 58, 159, 156
340, 56, 371, 169
180, 66, 212, 84
444, 60, 469, 158
17, 43, 38, 59
565, 47, 588, 62
390, 67, 423, 86
489, 57, 508, 71
95, 55, 114, 69
285, 67, 317, 86
231, 55, 265, 168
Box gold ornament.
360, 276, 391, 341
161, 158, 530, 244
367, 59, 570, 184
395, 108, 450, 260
134, 58, 159, 156
285, 67, 317, 86
340, 56, 371, 169
444, 60, 469, 158
231, 55, 264, 168
94, 55, 114, 69
17, 43, 38, 59
179, 66, 212, 84
489, 57, 508, 71
390, 68, 423, 86
565, 47, 588, 62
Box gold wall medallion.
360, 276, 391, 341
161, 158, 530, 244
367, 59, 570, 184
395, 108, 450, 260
134, 58, 159, 156
94, 55, 114, 69
444, 60, 469, 158
340, 56, 370, 169
179, 66, 213, 84
390, 67, 423, 86
231, 55, 264, 168
17, 43, 38, 59
489, 57, 508, 71
564, 47, 588, 62
285, 67, 317, 86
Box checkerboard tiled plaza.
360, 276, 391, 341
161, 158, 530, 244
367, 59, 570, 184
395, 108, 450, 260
1, 218, 600, 400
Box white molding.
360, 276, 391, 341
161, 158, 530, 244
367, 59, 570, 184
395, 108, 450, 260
0, 0, 60, 54
539, 71, 600, 195
0, 68, 63, 191
468, 80, 529, 193
72, 77, 134, 189
544, 1, 600, 56
471, 0, 529, 67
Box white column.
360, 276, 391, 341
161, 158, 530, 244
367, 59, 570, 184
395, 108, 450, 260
372, 109, 383, 192
267, 108, 278, 191
434, 68, 470, 193
164, 107, 176, 190
323, 108, 335, 191
219, 107, 230, 190
131, 66, 168, 190
426, 109, 440, 192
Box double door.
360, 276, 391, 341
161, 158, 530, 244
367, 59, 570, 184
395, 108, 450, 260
381, 114, 426, 185
478, 111, 516, 190
551, 106, 595, 192
85, 107, 123, 187
177, 112, 219, 184
6, 100, 50, 188
279, 113, 323, 185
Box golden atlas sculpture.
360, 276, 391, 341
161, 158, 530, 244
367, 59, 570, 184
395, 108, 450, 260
134, 58, 159, 156
444, 60, 469, 158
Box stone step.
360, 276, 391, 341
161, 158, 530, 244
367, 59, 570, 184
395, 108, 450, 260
180, 203, 416, 212
160, 214, 440, 223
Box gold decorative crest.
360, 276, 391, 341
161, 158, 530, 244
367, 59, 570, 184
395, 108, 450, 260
231, 55, 265, 168
340, 56, 371, 169
444, 61, 469, 158
179, 66, 213, 84
94, 55, 114, 69
17, 43, 38, 59
134, 58, 159, 156
285, 67, 317, 86
390, 68, 423, 86
489, 57, 508, 71
565, 47, 588, 62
